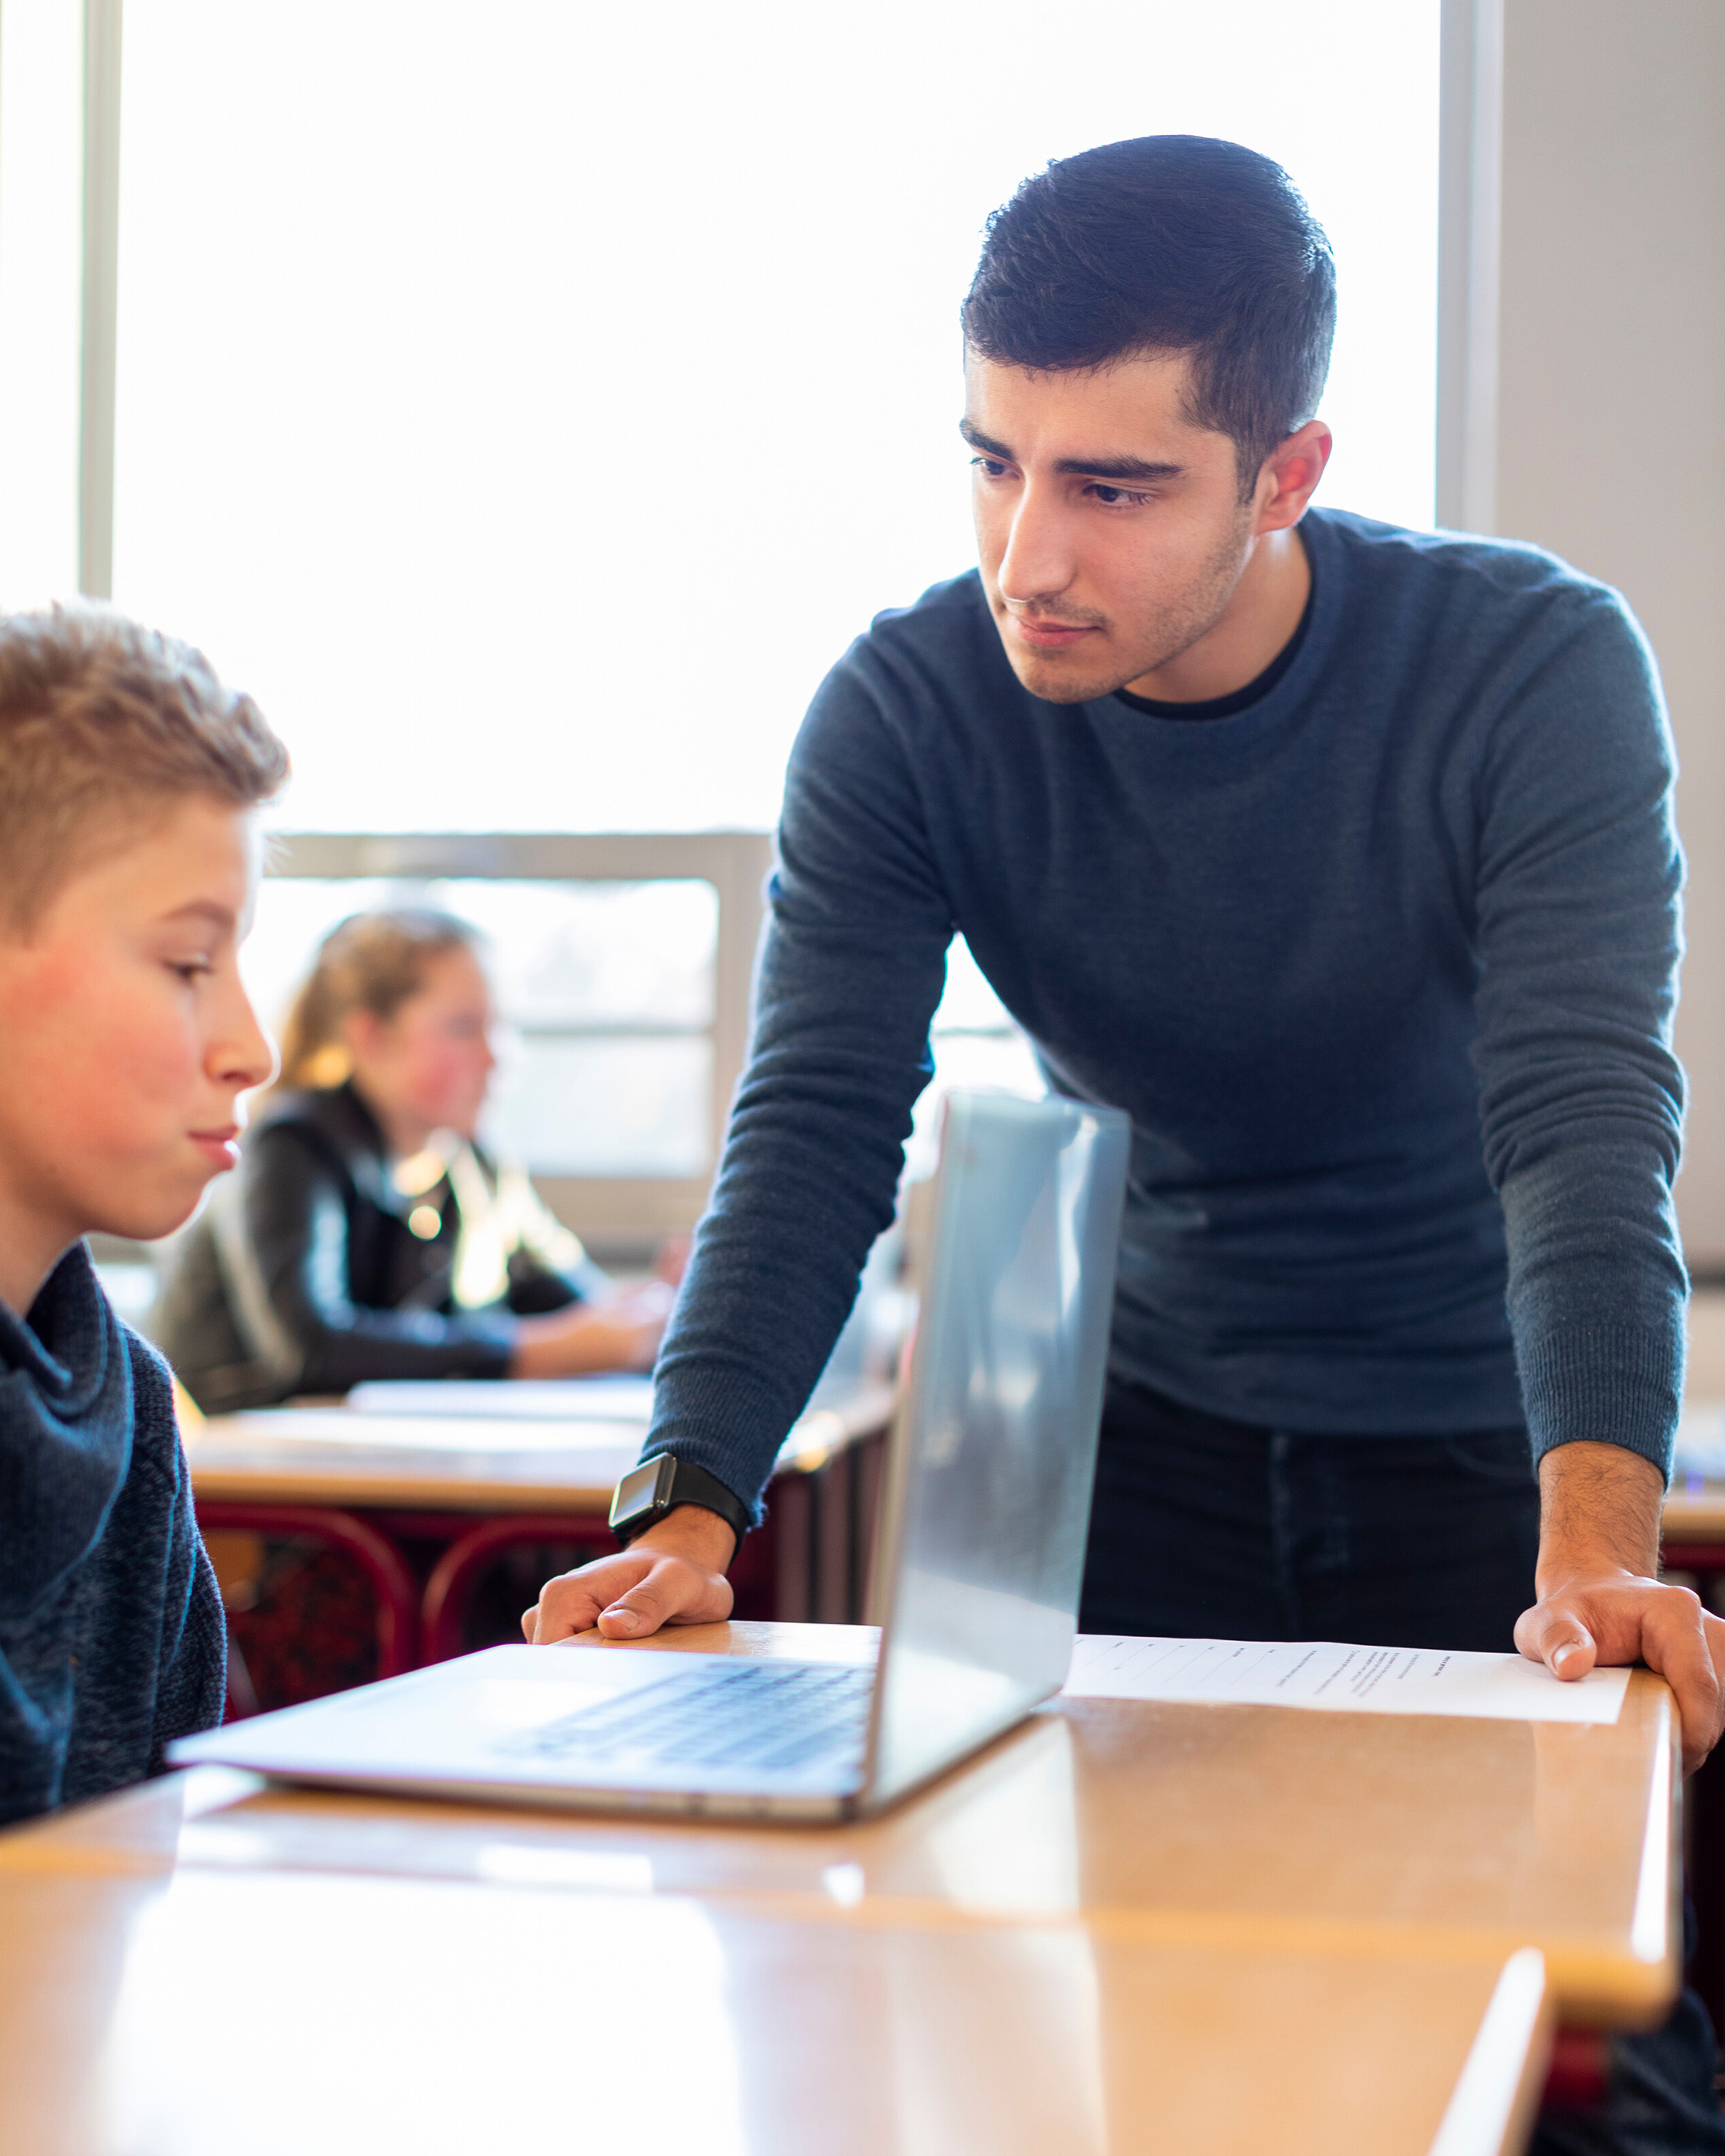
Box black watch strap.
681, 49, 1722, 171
609, 1453, 751, 1557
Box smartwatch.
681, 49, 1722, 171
609, 1453, 751, 1559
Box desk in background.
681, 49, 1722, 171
187, 1385, 894, 1685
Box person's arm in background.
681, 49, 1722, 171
524, 643, 956, 1642
492, 1160, 673, 1369
1472, 586, 1725, 1771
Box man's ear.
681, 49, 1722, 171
1254, 419, 1332, 535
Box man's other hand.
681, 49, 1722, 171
1518, 1439, 1725, 1775
521, 1503, 736, 1644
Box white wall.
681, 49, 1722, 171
1491, 0, 1725, 1264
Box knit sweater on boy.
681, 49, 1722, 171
0, 1243, 225, 1826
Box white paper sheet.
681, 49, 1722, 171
345, 1377, 656, 1422
1062, 1634, 1630, 1725
199, 1409, 648, 1454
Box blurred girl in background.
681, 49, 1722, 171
157, 909, 671, 1411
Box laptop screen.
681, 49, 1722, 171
866, 1091, 1129, 1805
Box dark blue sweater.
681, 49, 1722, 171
649, 509, 1686, 1515
0, 1244, 225, 1826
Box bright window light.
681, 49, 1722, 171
109, 0, 1438, 835
0, 0, 82, 607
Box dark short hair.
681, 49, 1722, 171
962, 136, 1337, 493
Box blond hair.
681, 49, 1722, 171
0, 603, 288, 931
276, 909, 481, 1091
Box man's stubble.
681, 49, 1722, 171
995, 500, 1259, 707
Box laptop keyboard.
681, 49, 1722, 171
501, 1660, 872, 1775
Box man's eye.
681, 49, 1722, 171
970, 456, 1010, 479
169, 959, 212, 982
1089, 483, 1152, 508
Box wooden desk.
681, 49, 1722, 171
2, 1623, 1679, 2034
187, 1387, 894, 1670
188, 1382, 894, 1515
0, 1858, 1549, 2156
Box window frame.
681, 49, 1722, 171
263, 829, 774, 1258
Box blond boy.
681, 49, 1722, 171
0, 606, 284, 1824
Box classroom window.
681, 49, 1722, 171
244, 831, 771, 1256
243, 875, 719, 1181
0, 2, 1441, 1250
93, 0, 1439, 837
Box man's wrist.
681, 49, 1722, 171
611, 1453, 751, 1557
1535, 1438, 1664, 1590
628, 1503, 738, 1571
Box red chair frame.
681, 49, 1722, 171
198, 1500, 422, 1681
420, 1513, 617, 1663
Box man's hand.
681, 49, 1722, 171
1517, 1440, 1725, 1774
521, 1504, 736, 1644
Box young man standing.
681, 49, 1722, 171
527, 137, 1725, 2147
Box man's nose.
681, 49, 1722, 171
996, 485, 1077, 607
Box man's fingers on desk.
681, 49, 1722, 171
521, 1551, 654, 1643
521, 1544, 732, 1644
593, 1551, 733, 1639
1517, 1575, 1725, 1774
1514, 1598, 1597, 1682
1641, 1600, 1725, 1775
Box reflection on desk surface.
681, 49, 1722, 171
0, 1858, 1550, 2156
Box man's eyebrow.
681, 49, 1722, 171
958, 419, 1183, 484
1056, 453, 1184, 483
959, 418, 1013, 459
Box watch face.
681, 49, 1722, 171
610, 1455, 674, 1532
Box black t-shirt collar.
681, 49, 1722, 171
1114, 533, 1318, 723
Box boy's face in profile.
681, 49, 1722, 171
0, 794, 276, 1295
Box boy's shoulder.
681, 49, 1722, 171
0, 1246, 176, 1619
116, 1315, 191, 1480
0, 1246, 180, 1472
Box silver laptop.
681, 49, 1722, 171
170, 1091, 1130, 1821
